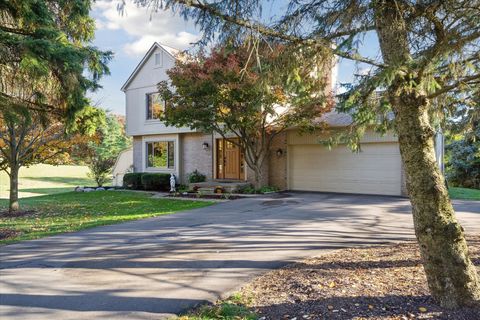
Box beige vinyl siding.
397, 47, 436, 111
288, 142, 402, 196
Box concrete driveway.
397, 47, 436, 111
1, 193, 479, 319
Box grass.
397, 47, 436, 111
449, 187, 480, 201
0, 191, 213, 245
0, 164, 96, 199
179, 293, 257, 320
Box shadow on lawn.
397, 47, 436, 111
24, 176, 94, 185
19, 187, 74, 195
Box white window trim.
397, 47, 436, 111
142, 135, 180, 175
145, 92, 165, 121
154, 52, 163, 68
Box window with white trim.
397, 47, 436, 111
146, 141, 175, 169
154, 52, 162, 66
146, 92, 166, 120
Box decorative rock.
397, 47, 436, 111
96, 187, 105, 191
74, 186, 84, 192
84, 188, 94, 192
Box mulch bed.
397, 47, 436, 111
168, 193, 244, 200
0, 228, 21, 240
239, 237, 480, 320
0, 210, 37, 218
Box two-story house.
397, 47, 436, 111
121, 42, 416, 196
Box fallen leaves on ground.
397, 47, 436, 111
238, 237, 480, 320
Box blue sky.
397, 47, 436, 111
89, 1, 380, 115
89, 0, 199, 115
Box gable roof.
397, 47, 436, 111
121, 42, 180, 92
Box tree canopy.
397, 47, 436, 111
135, 0, 479, 137
0, 0, 112, 120
159, 44, 332, 186
0, 0, 112, 211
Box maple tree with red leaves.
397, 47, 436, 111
159, 44, 333, 187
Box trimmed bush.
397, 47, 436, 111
141, 173, 171, 191
237, 184, 279, 194
188, 170, 207, 183
123, 173, 144, 190
258, 185, 279, 193
237, 184, 256, 194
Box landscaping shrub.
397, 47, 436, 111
177, 184, 189, 193
188, 170, 207, 183
446, 128, 480, 189
237, 184, 256, 194
123, 173, 144, 189
88, 156, 116, 187
237, 184, 279, 194
141, 173, 171, 191
258, 185, 279, 193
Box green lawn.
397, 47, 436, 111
0, 164, 95, 199
449, 187, 480, 201
0, 191, 213, 245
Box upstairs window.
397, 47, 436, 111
146, 141, 175, 169
146, 92, 165, 120
154, 52, 162, 67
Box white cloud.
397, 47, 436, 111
93, 0, 200, 56
358, 66, 373, 76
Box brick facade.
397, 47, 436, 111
268, 132, 288, 190
181, 133, 213, 184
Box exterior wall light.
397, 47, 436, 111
202, 142, 209, 150
276, 148, 284, 157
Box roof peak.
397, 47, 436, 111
155, 42, 180, 57
121, 42, 180, 92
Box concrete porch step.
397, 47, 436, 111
197, 188, 216, 195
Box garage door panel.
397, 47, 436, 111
291, 169, 400, 180
288, 143, 402, 196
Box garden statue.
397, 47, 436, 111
170, 173, 176, 193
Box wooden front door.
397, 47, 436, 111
217, 139, 243, 180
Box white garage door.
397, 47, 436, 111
288, 143, 402, 196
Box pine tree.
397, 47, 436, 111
0, 0, 112, 211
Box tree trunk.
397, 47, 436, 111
391, 89, 480, 308
244, 143, 268, 190
9, 165, 20, 212
252, 166, 263, 190
374, 1, 480, 308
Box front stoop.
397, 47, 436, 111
189, 180, 250, 194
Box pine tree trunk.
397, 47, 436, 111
9, 165, 20, 212
374, 0, 480, 308
391, 89, 480, 308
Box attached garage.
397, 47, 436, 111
287, 130, 404, 196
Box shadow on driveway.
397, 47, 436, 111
1, 192, 478, 319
